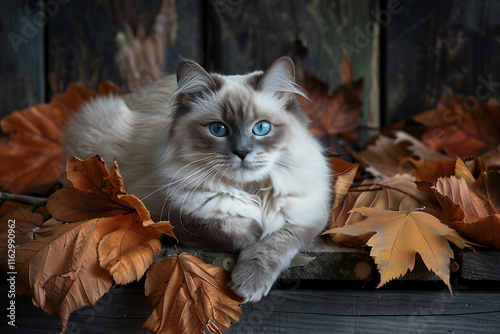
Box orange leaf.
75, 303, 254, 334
0, 207, 45, 269
98, 213, 164, 285
0, 82, 121, 195
10, 217, 113, 332
4, 155, 176, 333
422, 95, 500, 157
143, 253, 242, 334
47, 156, 151, 222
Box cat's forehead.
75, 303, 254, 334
210, 71, 287, 121
219, 90, 284, 126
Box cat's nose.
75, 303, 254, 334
232, 149, 251, 161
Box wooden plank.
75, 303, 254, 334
170, 246, 500, 284
460, 249, 500, 281
168, 244, 448, 285
3, 287, 500, 334
0, 0, 45, 120
1, 287, 151, 333
385, 0, 500, 125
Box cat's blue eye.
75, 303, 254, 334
209, 122, 228, 137
252, 121, 271, 136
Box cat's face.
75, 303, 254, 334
167, 57, 308, 185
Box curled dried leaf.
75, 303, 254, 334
143, 253, 242, 334
434, 170, 500, 248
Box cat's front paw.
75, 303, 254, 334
230, 256, 277, 303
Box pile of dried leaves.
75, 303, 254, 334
0, 85, 242, 334
1, 58, 500, 333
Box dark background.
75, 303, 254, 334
1, 0, 500, 138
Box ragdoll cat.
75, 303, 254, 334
66, 57, 332, 302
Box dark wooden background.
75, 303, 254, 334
1, 0, 500, 138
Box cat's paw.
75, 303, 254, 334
230, 256, 277, 303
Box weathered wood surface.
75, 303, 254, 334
2, 287, 500, 334
460, 249, 500, 281
0, 0, 45, 120
386, 0, 500, 125
163, 244, 500, 286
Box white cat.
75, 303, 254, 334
66, 57, 332, 302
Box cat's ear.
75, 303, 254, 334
258, 57, 308, 100
172, 60, 219, 102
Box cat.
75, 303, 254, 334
65, 56, 332, 302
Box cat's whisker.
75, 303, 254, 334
156, 160, 221, 221
174, 152, 219, 159
141, 157, 217, 202
166, 156, 216, 184
166, 160, 220, 195
177, 164, 220, 237
140, 184, 170, 201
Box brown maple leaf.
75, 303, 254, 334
327, 207, 470, 291
422, 95, 500, 157
143, 252, 243, 334
0, 81, 121, 195
295, 53, 363, 144
1, 155, 175, 333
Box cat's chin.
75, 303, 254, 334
229, 165, 270, 184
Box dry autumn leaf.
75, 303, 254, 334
143, 253, 242, 334
47, 155, 152, 221
330, 157, 359, 210
328, 207, 470, 290
401, 156, 485, 185
2, 155, 175, 333
326, 174, 446, 247
422, 95, 500, 157
0, 81, 121, 195
360, 131, 452, 178
0, 207, 45, 268
295, 53, 363, 144
48, 155, 176, 285
434, 169, 500, 248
